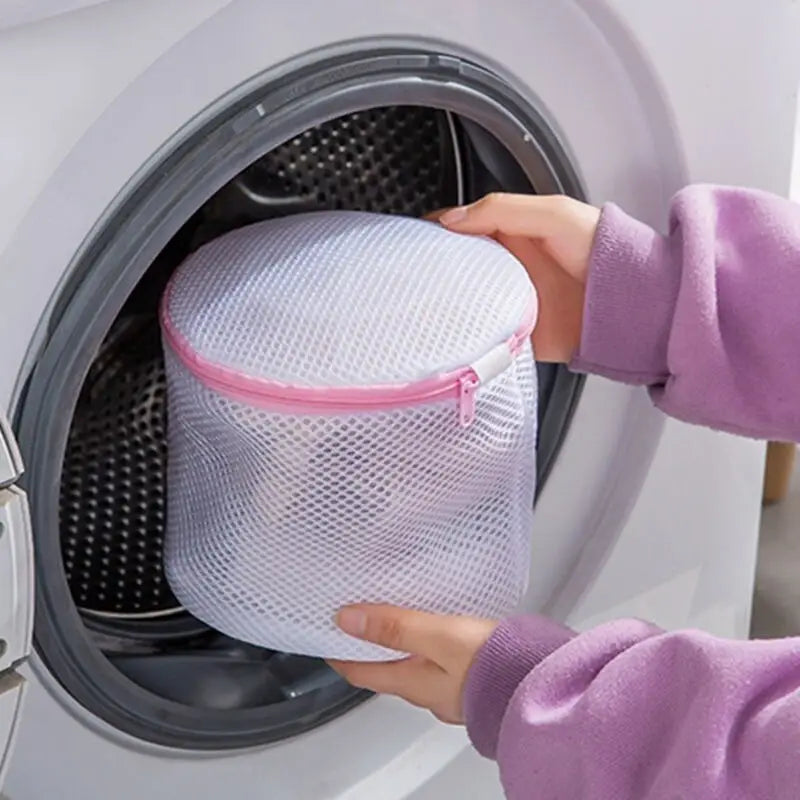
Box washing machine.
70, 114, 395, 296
0, 1, 797, 797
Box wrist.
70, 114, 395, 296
463, 615, 574, 759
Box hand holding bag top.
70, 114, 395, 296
160, 211, 538, 660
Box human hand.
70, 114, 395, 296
429, 193, 601, 363
328, 605, 498, 724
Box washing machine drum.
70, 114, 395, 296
160, 211, 538, 660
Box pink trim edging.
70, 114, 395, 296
159, 281, 537, 416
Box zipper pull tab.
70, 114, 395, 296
458, 373, 479, 427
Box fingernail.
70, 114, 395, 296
337, 608, 367, 638
439, 207, 467, 225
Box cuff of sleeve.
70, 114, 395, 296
463, 615, 574, 760
569, 203, 679, 385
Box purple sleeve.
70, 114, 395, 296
464, 618, 800, 798
572, 184, 800, 440
462, 186, 800, 797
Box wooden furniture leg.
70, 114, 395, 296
763, 441, 797, 505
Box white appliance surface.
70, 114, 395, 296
0, 0, 796, 796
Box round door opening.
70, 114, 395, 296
61, 105, 461, 624
16, 50, 583, 749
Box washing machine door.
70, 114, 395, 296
0, 413, 33, 794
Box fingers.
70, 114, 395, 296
336, 605, 498, 675
335, 605, 450, 660
328, 655, 444, 705
332, 608, 497, 725
336, 605, 465, 666
329, 656, 464, 723
438, 192, 600, 283
438, 193, 577, 237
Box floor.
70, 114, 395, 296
751, 459, 800, 638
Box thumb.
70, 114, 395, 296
423, 207, 455, 222
336, 604, 457, 664
439, 192, 600, 282
438, 193, 575, 238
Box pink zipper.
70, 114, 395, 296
457, 373, 480, 427
160, 289, 536, 427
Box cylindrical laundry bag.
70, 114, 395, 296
160, 211, 538, 661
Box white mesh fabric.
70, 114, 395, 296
163, 348, 536, 660
162, 211, 538, 660
165, 211, 532, 386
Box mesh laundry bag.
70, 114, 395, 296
160, 211, 538, 661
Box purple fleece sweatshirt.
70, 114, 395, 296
463, 185, 800, 799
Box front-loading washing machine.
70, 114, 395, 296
0, 1, 797, 797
